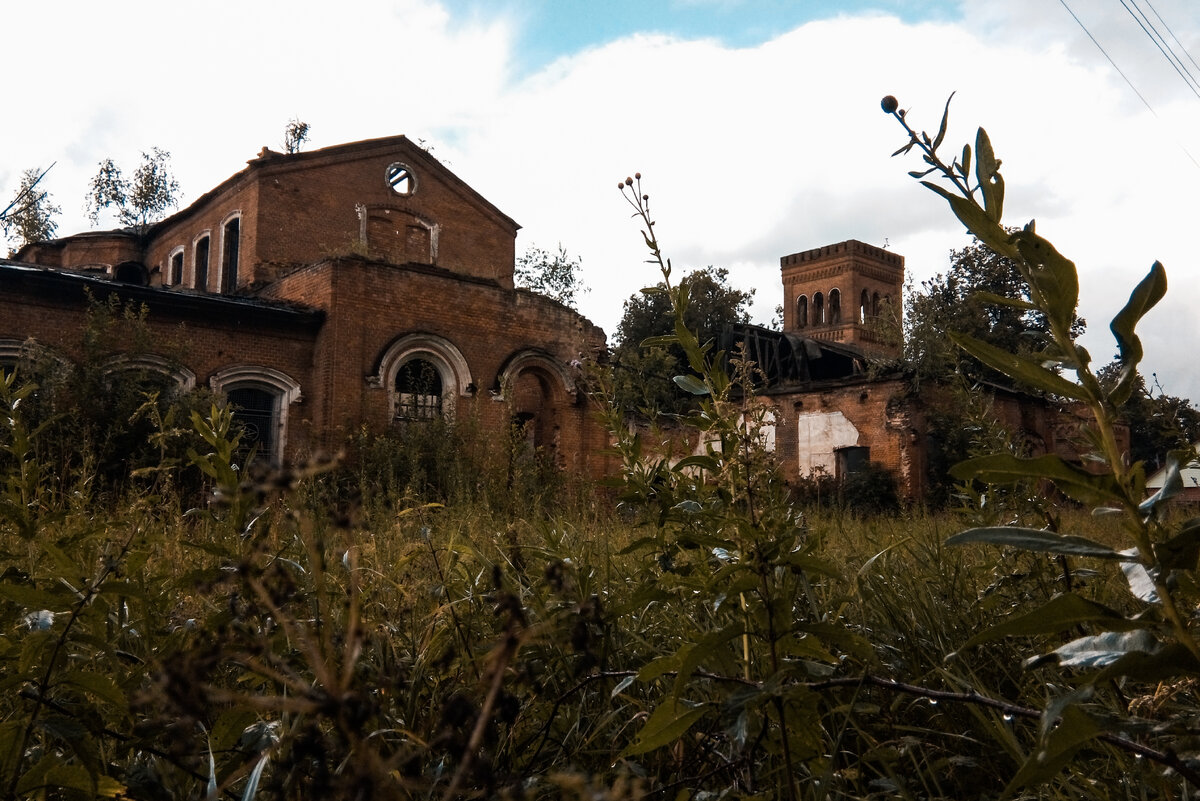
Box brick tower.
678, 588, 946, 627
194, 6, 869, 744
780, 239, 903, 356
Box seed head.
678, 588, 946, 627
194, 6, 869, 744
880, 95, 899, 114
624, 176, 633, 186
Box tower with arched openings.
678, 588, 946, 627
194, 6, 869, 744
780, 239, 903, 356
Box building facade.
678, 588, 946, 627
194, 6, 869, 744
2, 137, 609, 475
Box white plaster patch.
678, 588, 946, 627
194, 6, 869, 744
796, 411, 859, 477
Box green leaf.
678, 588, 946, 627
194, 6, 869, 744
948, 332, 1087, 400
619, 699, 711, 758
1155, 517, 1200, 570
673, 375, 709, 396
932, 92, 954, 151
1093, 642, 1200, 683
640, 334, 679, 348
955, 593, 1143, 651
60, 670, 127, 711
974, 127, 1004, 222
1108, 261, 1167, 406
947, 527, 1127, 560
1004, 705, 1103, 795
1025, 630, 1159, 669
672, 455, 720, 473
950, 453, 1123, 506
919, 181, 1014, 258
1011, 226, 1080, 336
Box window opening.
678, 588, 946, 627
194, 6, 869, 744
796, 295, 808, 328
813, 292, 825, 326
860, 289, 870, 323
169, 250, 184, 285
222, 217, 240, 293
385, 163, 416, 196
228, 387, 276, 459
195, 236, 210, 290
395, 358, 443, 421
829, 289, 841, 325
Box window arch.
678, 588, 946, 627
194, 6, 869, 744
102, 354, 196, 393
860, 289, 870, 323
796, 295, 808, 328
828, 288, 841, 325
872, 291, 881, 318
167, 247, 185, 286
813, 292, 825, 326
219, 212, 242, 294
193, 232, 211, 291
209, 365, 302, 465
371, 333, 473, 422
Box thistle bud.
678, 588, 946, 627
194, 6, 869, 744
880, 95, 899, 114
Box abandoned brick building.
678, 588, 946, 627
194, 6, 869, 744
726, 239, 1116, 500
1, 135, 1113, 501
1, 136, 609, 474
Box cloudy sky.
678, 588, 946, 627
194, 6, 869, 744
4, 0, 1199, 399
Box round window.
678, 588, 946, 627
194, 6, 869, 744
385, 162, 416, 196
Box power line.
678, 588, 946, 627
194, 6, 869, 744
1121, 0, 1200, 99
1145, 0, 1200, 78
1057, 0, 1200, 169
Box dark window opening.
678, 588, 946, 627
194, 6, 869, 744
114, 261, 149, 285
195, 236, 210, 291
814, 292, 825, 326
395, 359, 443, 421
169, 251, 184, 285
829, 288, 841, 324
228, 387, 276, 459
796, 296, 808, 328
222, 218, 240, 293
860, 289, 870, 323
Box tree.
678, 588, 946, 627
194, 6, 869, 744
1098, 365, 1200, 470
2, 166, 60, 251
904, 236, 1085, 387
283, 118, 311, 154
514, 243, 587, 310
612, 266, 753, 416
86, 147, 180, 233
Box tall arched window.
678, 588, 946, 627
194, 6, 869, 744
796, 295, 808, 328
813, 292, 825, 326
194, 234, 211, 291
829, 289, 841, 325
860, 289, 870, 323
371, 333, 473, 424
872, 291, 881, 318
220, 214, 241, 294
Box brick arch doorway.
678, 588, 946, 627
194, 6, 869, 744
497, 350, 577, 464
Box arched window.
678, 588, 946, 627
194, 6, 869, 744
860, 289, 870, 323
194, 234, 211, 291
796, 295, 808, 328
371, 333, 473, 423
813, 292, 825, 326
167, 247, 185, 286
102, 354, 196, 393
829, 289, 841, 325
209, 366, 302, 466
394, 358, 444, 421
220, 213, 241, 294
872, 291, 881, 318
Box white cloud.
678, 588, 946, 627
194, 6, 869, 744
4, 1, 1199, 399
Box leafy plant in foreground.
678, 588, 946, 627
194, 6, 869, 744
885, 92, 1200, 790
